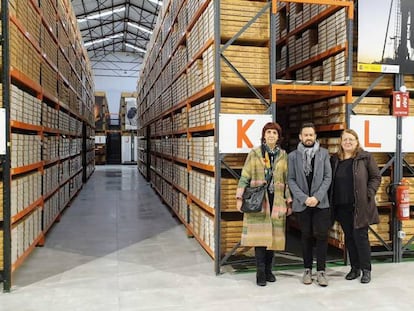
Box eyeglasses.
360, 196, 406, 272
342, 138, 356, 142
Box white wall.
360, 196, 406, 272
91, 52, 142, 113
94, 76, 137, 113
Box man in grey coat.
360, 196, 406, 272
288, 122, 332, 287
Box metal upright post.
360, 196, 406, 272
347, 2, 353, 88
345, 2, 354, 126
214, 0, 222, 275
1, 0, 12, 292
393, 74, 404, 262
270, 0, 276, 121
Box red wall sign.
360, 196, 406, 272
393, 91, 409, 116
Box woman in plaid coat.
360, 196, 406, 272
236, 122, 292, 286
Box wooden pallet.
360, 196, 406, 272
220, 97, 268, 114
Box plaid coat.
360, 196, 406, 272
236, 146, 292, 250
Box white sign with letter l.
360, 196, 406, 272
350, 115, 414, 152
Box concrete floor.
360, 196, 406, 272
1, 165, 414, 310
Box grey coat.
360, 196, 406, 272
288, 146, 332, 212
330, 150, 381, 229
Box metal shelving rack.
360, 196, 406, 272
136, 0, 273, 274
271, 0, 414, 264
136, 0, 414, 274
269, 0, 355, 264
1, 0, 12, 292
214, 1, 273, 274
271, 0, 354, 122
0, 0, 95, 291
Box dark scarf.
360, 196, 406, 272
262, 144, 279, 181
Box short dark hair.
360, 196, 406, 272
261, 122, 283, 145
300, 122, 316, 133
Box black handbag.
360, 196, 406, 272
241, 148, 273, 213
241, 184, 267, 213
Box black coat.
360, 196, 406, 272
330, 150, 381, 229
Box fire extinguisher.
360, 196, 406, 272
396, 178, 410, 221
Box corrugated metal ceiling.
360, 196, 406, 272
71, 0, 162, 77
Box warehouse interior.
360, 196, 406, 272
2, 0, 414, 309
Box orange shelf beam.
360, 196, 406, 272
188, 224, 215, 259
11, 197, 43, 225
11, 161, 43, 176
42, 126, 61, 134
272, 84, 353, 103
188, 83, 215, 106
188, 193, 215, 216
188, 160, 215, 173
174, 184, 188, 196
273, 0, 354, 19
173, 156, 188, 165
187, 38, 214, 69
10, 68, 42, 95
282, 44, 346, 76
189, 123, 215, 133
187, 0, 212, 32
43, 185, 60, 201
10, 120, 42, 132
317, 123, 346, 132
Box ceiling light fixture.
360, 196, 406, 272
84, 33, 124, 47
148, 0, 163, 6
125, 43, 147, 53
78, 6, 126, 23
127, 22, 153, 34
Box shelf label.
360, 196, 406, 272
125, 97, 137, 130
219, 114, 272, 153
0, 108, 6, 155
95, 136, 106, 144
350, 115, 414, 152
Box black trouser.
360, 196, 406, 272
255, 247, 274, 273
297, 207, 331, 271
254, 191, 275, 274
336, 206, 371, 271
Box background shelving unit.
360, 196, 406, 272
136, 0, 414, 274
272, 0, 414, 261
1, 0, 95, 291
94, 91, 109, 165
136, 0, 272, 273
271, 0, 358, 258
119, 92, 138, 164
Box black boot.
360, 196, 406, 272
255, 247, 267, 286
361, 269, 371, 284
345, 267, 361, 280
265, 250, 276, 282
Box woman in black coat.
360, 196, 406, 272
330, 129, 381, 284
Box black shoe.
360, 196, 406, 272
361, 269, 371, 284
265, 271, 276, 282
345, 268, 361, 280
256, 270, 267, 286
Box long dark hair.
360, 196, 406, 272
261, 122, 283, 146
